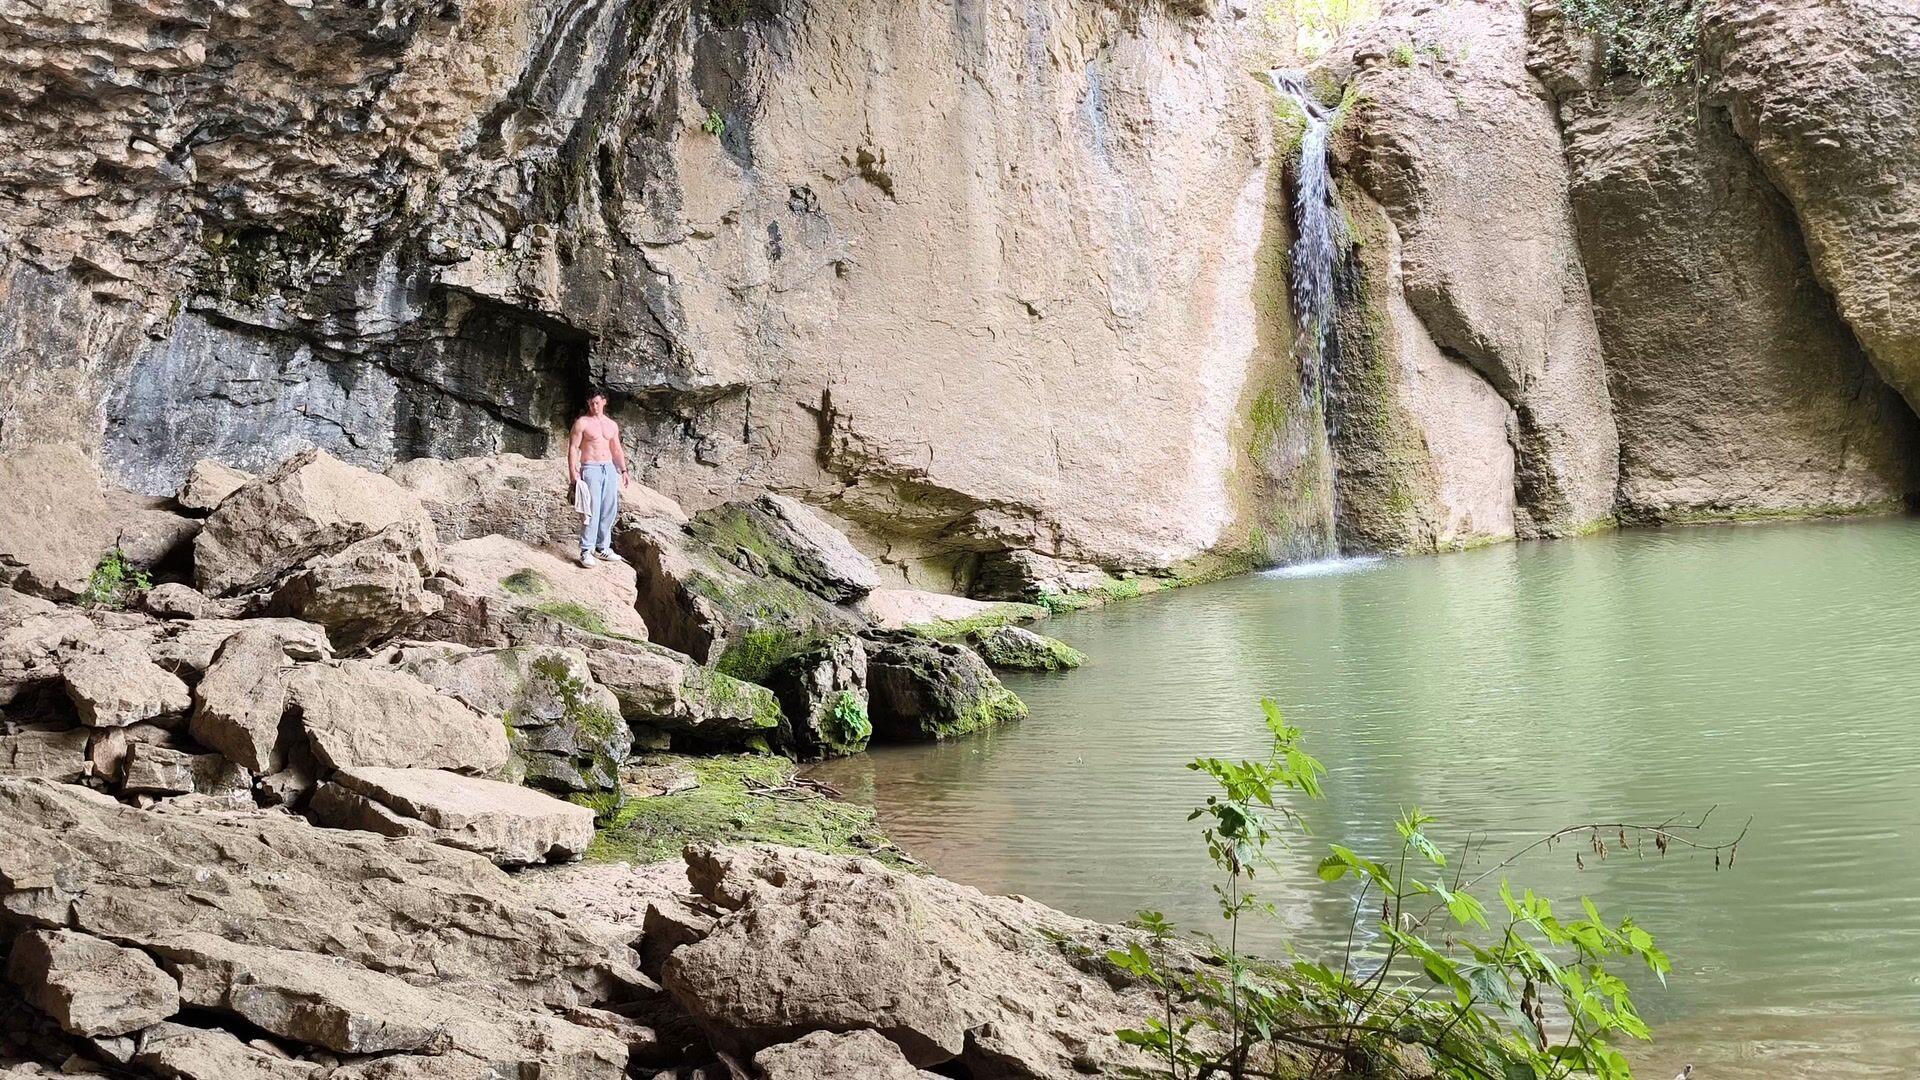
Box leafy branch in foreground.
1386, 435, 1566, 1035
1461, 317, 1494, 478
1558, 0, 1703, 91
1108, 699, 1747, 1080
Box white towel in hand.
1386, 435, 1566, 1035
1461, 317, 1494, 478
572, 478, 591, 517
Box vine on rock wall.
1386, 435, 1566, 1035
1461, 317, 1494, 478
1559, 0, 1703, 89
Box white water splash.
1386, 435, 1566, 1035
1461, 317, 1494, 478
1261, 555, 1382, 579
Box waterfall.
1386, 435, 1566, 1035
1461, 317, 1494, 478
1258, 68, 1347, 563
1265, 69, 1343, 390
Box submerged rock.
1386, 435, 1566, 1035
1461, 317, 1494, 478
968, 625, 1085, 672
863, 634, 1027, 741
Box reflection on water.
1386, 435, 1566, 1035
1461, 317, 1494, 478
811, 518, 1920, 1078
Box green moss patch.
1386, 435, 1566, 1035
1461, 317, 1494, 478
913, 601, 1048, 640
501, 569, 548, 596
586, 754, 910, 868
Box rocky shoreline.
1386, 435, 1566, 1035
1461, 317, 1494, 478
0, 441, 1163, 1078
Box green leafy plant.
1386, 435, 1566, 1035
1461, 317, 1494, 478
81, 548, 152, 610
701, 109, 727, 137
1559, 0, 1702, 90
1108, 700, 1745, 1079
826, 690, 872, 748
1391, 42, 1416, 67
1289, 0, 1381, 59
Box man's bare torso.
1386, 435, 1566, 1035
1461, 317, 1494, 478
573, 415, 619, 463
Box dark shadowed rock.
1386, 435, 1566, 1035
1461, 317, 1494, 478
863, 634, 1027, 741
767, 635, 870, 758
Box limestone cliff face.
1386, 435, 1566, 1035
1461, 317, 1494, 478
0, 0, 1283, 589
1527, 2, 1920, 520
1320, 0, 1619, 552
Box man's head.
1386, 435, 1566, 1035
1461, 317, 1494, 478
584, 390, 608, 417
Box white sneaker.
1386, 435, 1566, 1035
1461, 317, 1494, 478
596, 549, 625, 564
579, 552, 596, 568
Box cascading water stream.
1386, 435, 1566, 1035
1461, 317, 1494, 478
1262, 69, 1348, 561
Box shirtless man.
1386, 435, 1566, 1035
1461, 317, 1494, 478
568, 391, 630, 567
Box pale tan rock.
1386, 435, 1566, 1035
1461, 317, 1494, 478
188, 628, 291, 773
287, 662, 508, 774
0, 590, 90, 701
134, 1021, 320, 1079
268, 519, 443, 648
690, 495, 879, 602
140, 583, 240, 621
146, 617, 331, 675
402, 645, 628, 792
856, 588, 1037, 633
755, 1030, 945, 1080
120, 744, 250, 799
664, 845, 1160, 1077
421, 534, 652, 646
320, 766, 597, 866
5, 930, 179, 1037
388, 452, 685, 548
0, 446, 111, 601
61, 651, 190, 728
103, 492, 200, 570
176, 460, 253, 513
0, 729, 89, 781
193, 448, 436, 596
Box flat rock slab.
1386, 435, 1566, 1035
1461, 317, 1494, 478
756, 1029, 945, 1080
189, 627, 292, 773
6, 929, 180, 1037
134, 1022, 318, 1080
0, 728, 89, 781
0, 445, 112, 600
325, 766, 596, 866
288, 662, 508, 774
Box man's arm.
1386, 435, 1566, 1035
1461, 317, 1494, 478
567, 419, 584, 485
610, 421, 629, 486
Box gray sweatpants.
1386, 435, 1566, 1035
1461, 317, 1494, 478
581, 462, 619, 554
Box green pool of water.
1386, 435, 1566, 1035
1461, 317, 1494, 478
812, 517, 1920, 1078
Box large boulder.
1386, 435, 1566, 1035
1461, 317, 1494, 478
616, 521, 864, 683
119, 744, 251, 800
584, 640, 783, 749
755, 1030, 944, 1080
402, 645, 630, 792
268, 519, 443, 648
662, 845, 1158, 1078
311, 767, 596, 867
0, 446, 112, 600
61, 649, 191, 729
0, 781, 636, 1072
286, 662, 509, 774
864, 634, 1028, 742
388, 452, 685, 548
5, 929, 179, 1037
0, 590, 90, 704
1529, 5, 1920, 519
133, 1022, 317, 1079
193, 448, 437, 596
690, 495, 879, 603
766, 636, 871, 759
174, 459, 253, 514
144, 616, 331, 675
188, 627, 292, 773
103, 492, 201, 571
967, 625, 1084, 672
856, 588, 1042, 635
419, 534, 652, 647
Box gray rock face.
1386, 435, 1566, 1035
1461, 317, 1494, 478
193, 448, 437, 596
5, 930, 179, 1037
663, 845, 1159, 1078
691, 496, 880, 603
755, 1030, 944, 1080
61, 651, 191, 728
268, 519, 443, 648
403, 645, 629, 793
864, 634, 1028, 742
967, 625, 1085, 672
287, 662, 509, 774
120, 744, 251, 800
0, 446, 112, 601
189, 628, 292, 773
315, 767, 596, 867
767, 636, 871, 759
1528, 5, 1920, 519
